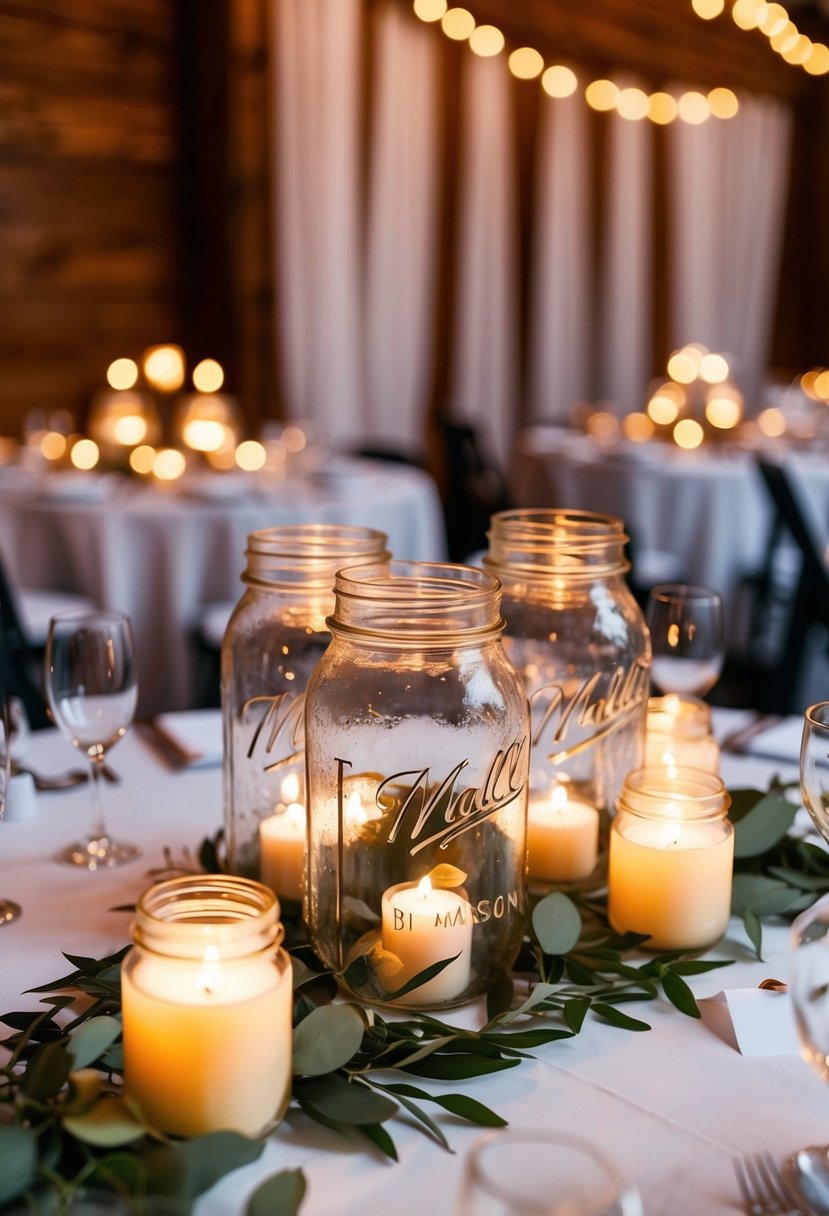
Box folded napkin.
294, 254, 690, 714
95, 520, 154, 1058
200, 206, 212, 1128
149, 710, 223, 768
701, 988, 799, 1056
742, 716, 804, 764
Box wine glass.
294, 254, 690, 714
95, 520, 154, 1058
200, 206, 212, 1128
645, 583, 725, 697
800, 702, 829, 844
0, 683, 22, 924
455, 1129, 642, 1216
45, 610, 141, 869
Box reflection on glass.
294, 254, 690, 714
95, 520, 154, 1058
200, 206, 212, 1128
646, 584, 724, 697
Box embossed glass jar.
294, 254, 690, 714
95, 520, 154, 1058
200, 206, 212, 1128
222, 525, 389, 894
484, 510, 651, 825
644, 693, 720, 775
305, 561, 530, 1009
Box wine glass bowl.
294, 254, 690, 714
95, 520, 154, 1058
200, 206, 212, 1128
800, 702, 829, 845
0, 688, 22, 925
645, 583, 725, 697
45, 610, 140, 869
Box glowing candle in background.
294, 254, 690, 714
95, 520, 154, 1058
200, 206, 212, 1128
527, 782, 600, 884
259, 772, 306, 902
608, 768, 733, 950
381, 876, 473, 1005
644, 694, 720, 774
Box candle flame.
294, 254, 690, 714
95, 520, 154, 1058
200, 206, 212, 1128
551, 784, 568, 814
417, 876, 433, 899
199, 944, 221, 996
286, 802, 305, 827
282, 773, 300, 804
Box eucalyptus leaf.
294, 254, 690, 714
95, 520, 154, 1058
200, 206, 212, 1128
143, 1131, 265, 1200
292, 1004, 366, 1076
0, 1125, 36, 1206
401, 1055, 520, 1080
744, 908, 764, 959
64, 1067, 103, 1115
63, 1096, 147, 1147
429, 1093, 508, 1127
379, 1088, 450, 1148
247, 1168, 307, 1216
385, 955, 462, 1001
732, 793, 797, 858
19, 1038, 72, 1100
294, 1075, 398, 1125
68, 1014, 122, 1069
532, 892, 582, 956
660, 970, 700, 1018
591, 1003, 651, 1032
665, 959, 734, 976
731, 873, 805, 918
360, 1121, 398, 1160
563, 996, 592, 1034
489, 982, 562, 1025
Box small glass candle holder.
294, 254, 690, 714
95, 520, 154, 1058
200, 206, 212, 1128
608, 767, 733, 951
644, 694, 720, 775
526, 777, 600, 888
121, 875, 292, 1137
305, 561, 530, 1010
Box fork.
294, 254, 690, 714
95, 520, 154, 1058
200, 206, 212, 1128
735, 1153, 805, 1215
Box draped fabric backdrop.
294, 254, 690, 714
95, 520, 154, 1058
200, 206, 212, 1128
270, 0, 794, 467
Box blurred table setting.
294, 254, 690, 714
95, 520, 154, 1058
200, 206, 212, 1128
2, 707, 829, 1216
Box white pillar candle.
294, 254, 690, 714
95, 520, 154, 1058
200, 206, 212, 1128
608, 771, 733, 950
527, 783, 600, 883
260, 801, 306, 902
381, 876, 473, 1005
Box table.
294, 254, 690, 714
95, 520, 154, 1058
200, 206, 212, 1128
2, 710, 827, 1216
510, 427, 829, 630
0, 459, 447, 715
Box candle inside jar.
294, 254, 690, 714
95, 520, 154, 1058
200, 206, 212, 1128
260, 789, 306, 902
527, 782, 599, 883
380, 876, 472, 1006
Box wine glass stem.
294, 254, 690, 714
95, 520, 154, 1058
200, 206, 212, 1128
88, 755, 109, 845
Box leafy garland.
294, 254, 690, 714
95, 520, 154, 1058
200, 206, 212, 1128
0, 779, 818, 1215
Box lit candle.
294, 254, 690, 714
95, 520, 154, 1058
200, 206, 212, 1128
645, 694, 720, 774
527, 783, 600, 884
122, 877, 292, 1138
380, 876, 473, 1005
260, 801, 306, 902
608, 768, 733, 950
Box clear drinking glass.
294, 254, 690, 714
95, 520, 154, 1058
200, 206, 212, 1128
0, 679, 22, 924
45, 610, 140, 869
800, 702, 829, 844
456, 1129, 643, 1216
791, 892, 829, 1082
646, 584, 724, 697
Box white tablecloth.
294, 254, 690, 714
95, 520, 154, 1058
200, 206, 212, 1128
0, 460, 448, 714
1, 710, 825, 1216
510, 427, 829, 631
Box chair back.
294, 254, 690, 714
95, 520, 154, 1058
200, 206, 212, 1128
0, 558, 50, 730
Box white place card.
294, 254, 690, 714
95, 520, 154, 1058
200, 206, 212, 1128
703, 988, 800, 1056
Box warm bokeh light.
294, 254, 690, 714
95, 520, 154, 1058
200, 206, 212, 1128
469, 24, 504, 55
585, 411, 619, 441
801, 369, 821, 400
40, 431, 67, 461
129, 444, 156, 474
705, 393, 742, 429
692, 0, 724, 16
206, 445, 238, 471
413, 0, 447, 20
152, 448, 187, 481
235, 440, 267, 472
192, 359, 225, 393
509, 47, 544, 79
112, 415, 148, 446
441, 7, 475, 39
70, 438, 100, 470
770, 21, 799, 53
648, 92, 678, 124
673, 419, 705, 449
667, 350, 699, 384
647, 392, 681, 426
143, 345, 185, 392
622, 412, 655, 442
542, 65, 578, 97
585, 79, 619, 111
106, 358, 139, 391
182, 419, 227, 453
757, 407, 786, 438
616, 87, 649, 121
281, 425, 307, 454
782, 34, 812, 64
732, 0, 767, 29
677, 91, 711, 124
699, 352, 730, 383
708, 87, 739, 118
804, 43, 829, 74
815, 369, 829, 399
759, 2, 789, 36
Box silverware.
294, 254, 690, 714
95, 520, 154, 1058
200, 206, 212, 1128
136, 719, 197, 769
10, 761, 120, 792
721, 714, 784, 755
735, 1152, 805, 1215
786, 1147, 829, 1215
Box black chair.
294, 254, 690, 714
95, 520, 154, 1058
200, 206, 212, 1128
0, 558, 51, 729
436, 415, 513, 563
715, 459, 829, 715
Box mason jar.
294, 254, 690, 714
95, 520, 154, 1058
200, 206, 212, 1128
222, 525, 389, 897
121, 875, 292, 1137
608, 767, 733, 950
644, 693, 720, 775
305, 561, 530, 1010
484, 510, 651, 836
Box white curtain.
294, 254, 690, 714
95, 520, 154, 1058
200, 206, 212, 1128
597, 87, 653, 413
526, 91, 592, 423
668, 93, 792, 410
448, 53, 519, 466
364, 6, 440, 454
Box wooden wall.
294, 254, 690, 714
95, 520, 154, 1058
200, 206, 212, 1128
0, 0, 178, 432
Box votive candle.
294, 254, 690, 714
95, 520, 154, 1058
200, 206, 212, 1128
527, 782, 599, 883
381, 876, 473, 1005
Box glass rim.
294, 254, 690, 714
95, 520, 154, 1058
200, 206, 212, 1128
618, 766, 730, 821
133, 875, 283, 958
805, 701, 829, 730
48, 609, 133, 629
647, 583, 722, 604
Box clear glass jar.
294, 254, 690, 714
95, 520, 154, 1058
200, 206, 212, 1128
608, 768, 733, 950
121, 875, 292, 1137
222, 525, 389, 895
644, 694, 720, 774
484, 510, 651, 823
305, 561, 530, 1010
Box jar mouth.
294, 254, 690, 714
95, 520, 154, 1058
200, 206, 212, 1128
484, 509, 629, 578
647, 693, 711, 734
133, 876, 283, 958
618, 767, 730, 821
329, 560, 504, 643
242, 524, 389, 589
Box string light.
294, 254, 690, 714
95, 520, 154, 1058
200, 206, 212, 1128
413, 2, 745, 121
691, 0, 829, 75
